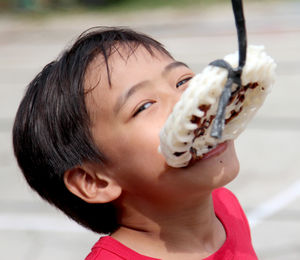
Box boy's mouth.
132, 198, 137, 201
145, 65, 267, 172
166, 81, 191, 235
188, 141, 228, 165
201, 141, 228, 160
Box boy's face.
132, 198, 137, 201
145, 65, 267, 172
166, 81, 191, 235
85, 45, 239, 207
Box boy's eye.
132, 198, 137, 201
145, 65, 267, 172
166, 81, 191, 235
176, 77, 193, 88
133, 101, 155, 117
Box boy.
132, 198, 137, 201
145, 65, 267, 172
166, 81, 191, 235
13, 27, 257, 259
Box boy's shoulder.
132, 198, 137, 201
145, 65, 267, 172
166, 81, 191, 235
210, 187, 257, 259
213, 186, 239, 201
213, 187, 252, 237
213, 187, 248, 223
213, 187, 242, 210
85, 236, 158, 260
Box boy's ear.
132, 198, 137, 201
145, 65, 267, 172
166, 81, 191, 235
64, 164, 122, 204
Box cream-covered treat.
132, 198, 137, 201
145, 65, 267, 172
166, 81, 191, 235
159, 45, 276, 168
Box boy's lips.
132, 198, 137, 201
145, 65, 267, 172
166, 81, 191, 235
200, 141, 228, 160
185, 141, 229, 167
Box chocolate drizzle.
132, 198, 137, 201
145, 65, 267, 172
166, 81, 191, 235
193, 115, 216, 140
225, 107, 243, 124
191, 83, 259, 127
225, 82, 259, 124
190, 105, 216, 140
190, 82, 259, 137
178, 81, 259, 162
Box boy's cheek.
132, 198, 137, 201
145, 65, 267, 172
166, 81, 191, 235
123, 116, 163, 149
110, 130, 166, 174
99, 108, 172, 178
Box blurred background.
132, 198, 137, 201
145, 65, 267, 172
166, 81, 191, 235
1, 0, 300, 259
0, 0, 230, 12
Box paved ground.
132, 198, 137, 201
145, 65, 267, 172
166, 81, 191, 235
1, 1, 300, 259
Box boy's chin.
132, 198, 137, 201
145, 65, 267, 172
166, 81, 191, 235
185, 141, 240, 187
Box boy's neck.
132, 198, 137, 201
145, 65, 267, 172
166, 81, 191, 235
111, 190, 226, 259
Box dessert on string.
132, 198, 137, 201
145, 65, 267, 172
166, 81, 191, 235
159, 0, 276, 168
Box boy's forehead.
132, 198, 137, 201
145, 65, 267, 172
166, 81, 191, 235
84, 45, 171, 92
84, 53, 107, 90
84, 45, 173, 116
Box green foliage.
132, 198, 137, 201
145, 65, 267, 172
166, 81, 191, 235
0, 0, 225, 13
101, 0, 221, 9
0, 0, 289, 14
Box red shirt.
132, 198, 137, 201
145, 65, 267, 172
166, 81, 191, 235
85, 188, 258, 260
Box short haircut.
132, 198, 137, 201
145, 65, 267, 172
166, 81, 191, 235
13, 27, 173, 233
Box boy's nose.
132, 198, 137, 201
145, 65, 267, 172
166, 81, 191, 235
164, 86, 185, 116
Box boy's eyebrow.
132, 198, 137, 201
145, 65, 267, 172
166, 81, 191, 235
114, 61, 189, 115
162, 61, 189, 76
114, 80, 150, 114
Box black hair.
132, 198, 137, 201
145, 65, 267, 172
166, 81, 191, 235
12, 26, 173, 233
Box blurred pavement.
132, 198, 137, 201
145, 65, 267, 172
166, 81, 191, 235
1, 1, 300, 259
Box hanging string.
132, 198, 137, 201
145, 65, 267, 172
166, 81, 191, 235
210, 0, 247, 139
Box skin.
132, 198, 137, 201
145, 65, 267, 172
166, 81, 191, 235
65, 45, 240, 260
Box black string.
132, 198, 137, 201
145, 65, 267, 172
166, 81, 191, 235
210, 0, 247, 139
233, 0, 247, 70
